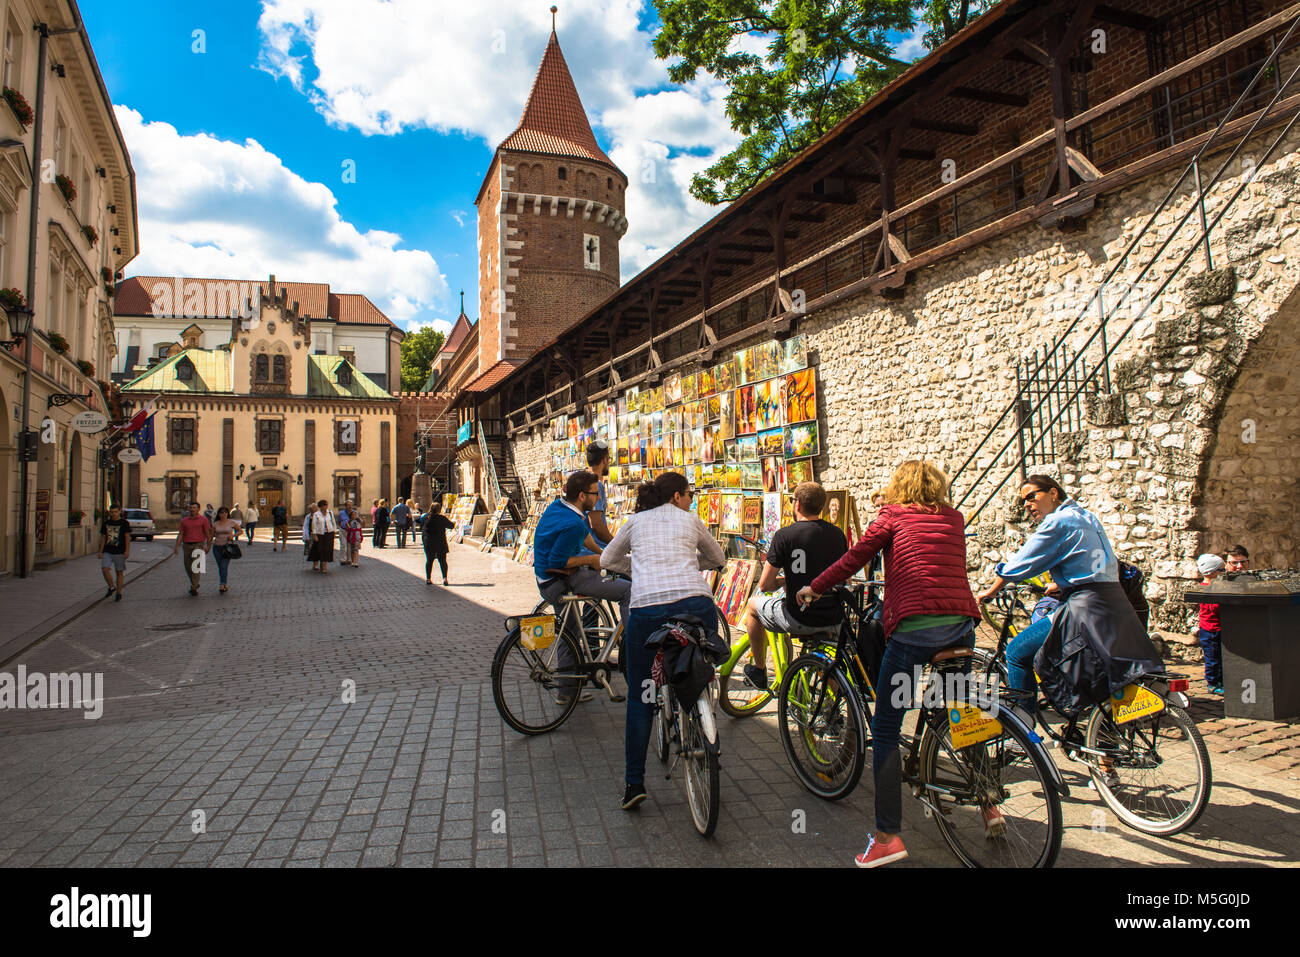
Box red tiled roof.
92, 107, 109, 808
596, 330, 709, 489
498, 30, 615, 168
328, 292, 397, 329
440, 313, 472, 354
461, 359, 519, 394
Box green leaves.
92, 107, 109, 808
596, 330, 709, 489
399, 326, 446, 392
653, 0, 989, 204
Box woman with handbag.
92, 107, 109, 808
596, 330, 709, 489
310, 498, 337, 573
209, 506, 243, 594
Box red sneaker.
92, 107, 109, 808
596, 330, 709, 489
982, 806, 1007, 838
854, 834, 908, 868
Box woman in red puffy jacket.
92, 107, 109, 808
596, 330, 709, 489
797, 460, 987, 869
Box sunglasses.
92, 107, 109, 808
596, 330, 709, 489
1022, 490, 1044, 504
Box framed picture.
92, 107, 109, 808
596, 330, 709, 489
761, 455, 785, 493
691, 427, 706, 464
682, 372, 699, 402
781, 494, 795, 527
741, 462, 763, 490
710, 429, 726, 462
707, 491, 721, 525
754, 340, 779, 381
724, 440, 739, 464
718, 391, 735, 439
736, 347, 756, 386
784, 421, 819, 459
822, 489, 849, 536
787, 458, 814, 486
756, 378, 784, 431
735, 385, 757, 435
738, 434, 759, 462
700, 366, 717, 397
763, 492, 782, 542
665, 373, 682, 405
706, 395, 721, 424
785, 368, 816, 424
779, 335, 808, 375
721, 494, 744, 534
742, 496, 762, 525
714, 358, 736, 393
758, 427, 783, 457
724, 464, 742, 489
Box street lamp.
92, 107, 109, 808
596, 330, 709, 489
1, 301, 32, 348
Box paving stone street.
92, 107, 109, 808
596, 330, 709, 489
0, 533, 1296, 868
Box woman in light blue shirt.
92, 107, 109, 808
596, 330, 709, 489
977, 474, 1119, 699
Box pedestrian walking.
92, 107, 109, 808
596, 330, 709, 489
230, 503, 244, 529
345, 507, 363, 567
302, 503, 317, 562
310, 499, 337, 573
392, 499, 412, 548
174, 502, 213, 596
271, 501, 289, 550
210, 506, 243, 594
373, 499, 390, 548
203, 503, 217, 524
244, 501, 259, 544
98, 504, 132, 602
421, 501, 455, 585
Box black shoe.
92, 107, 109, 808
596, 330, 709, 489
743, 663, 769, 690
189, 587, 198, 596
105, 585, 115, 598
621, 784, 647, 811
115, 592, 123, 602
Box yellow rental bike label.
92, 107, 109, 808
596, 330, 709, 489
948, 705, 1003, 748
1111, 684, 1164, 724
520, 615, 556, 651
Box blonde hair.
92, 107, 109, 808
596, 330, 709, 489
882, 460, 951, 510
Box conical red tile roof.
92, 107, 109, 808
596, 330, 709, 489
499, 30, 617, 168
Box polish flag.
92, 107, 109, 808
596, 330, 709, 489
118, 395, 158, 432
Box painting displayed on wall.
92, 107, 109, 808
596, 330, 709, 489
716, 559, 758, 627
699, 366, 716, 396
754, 340, 780, 381
741, 463, 763, 491
787, 458, 814, 486
711, 429, 726, 462
742, 496, 762, 526
822, 489, 849, 536
781, 494, 795, 527
735, 385, 758, 435
784, 421, 819, 459
758, 428, 783, 457
665, 374, 682, 405
714, 359, 736, 393
779, 335, 808, 375
763, 492, 782, 542
718, 391, 735, 439
738, 434, 759, 462
761, 455, 785, 493
683, 372, 699, 402
736, 347, 756, 386
755, 378, 784, 431
691, 428, 706, 464
720, 493, 744, 534
707, 395, 721, 423
785, 368, 816, 424
707, 491, 721, 525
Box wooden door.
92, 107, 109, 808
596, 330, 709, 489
256, 479, 283, 512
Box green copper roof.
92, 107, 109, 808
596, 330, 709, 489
307, 355, 392, 399
121, 349, 231, 393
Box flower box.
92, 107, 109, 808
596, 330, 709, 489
68, 510, 84, 527
45, 330, 69, 354
2, 87, 32, 128
76, 359, 94, 377
55, 174, 76, 204
0, 287, 26, 311
82, 225, 97, 246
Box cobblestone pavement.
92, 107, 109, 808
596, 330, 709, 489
0, 536, 1296, 868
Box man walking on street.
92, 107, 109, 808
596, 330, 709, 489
392, 499, 412, 548
244, 501, 259, 544
173, 501, 212, 596
98, 504, 132, 602
271, 501, 289, 550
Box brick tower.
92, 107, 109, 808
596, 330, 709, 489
475, 18, 628, 371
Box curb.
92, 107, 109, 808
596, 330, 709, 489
0, 549, 173, 666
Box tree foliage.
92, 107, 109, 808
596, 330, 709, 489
653, 0, 991, 204
399, 326, 446, 392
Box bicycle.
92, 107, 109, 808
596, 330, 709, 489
977, 586, 1212, 836
779, 585, 1067, 867
491, 579, 626, 736
649, 618, 723, 837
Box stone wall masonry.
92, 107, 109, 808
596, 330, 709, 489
505, 122, 1300, 642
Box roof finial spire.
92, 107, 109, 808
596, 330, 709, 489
550, 5, 557, 31
459, 289, 464, 314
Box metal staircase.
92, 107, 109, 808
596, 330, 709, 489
950, 11, 1300, 526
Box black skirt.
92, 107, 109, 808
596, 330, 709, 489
309, 532, 335, 563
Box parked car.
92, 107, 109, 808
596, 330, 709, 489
122, 508, 155, 541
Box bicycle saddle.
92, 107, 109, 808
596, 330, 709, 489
930, 645, 976, 665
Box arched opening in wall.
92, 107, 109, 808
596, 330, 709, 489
35, 422, 55, 554
0, 381, 9, 573
399, 474, 412, 500
69, 431, 83, 517
1196, 284, 1300, 570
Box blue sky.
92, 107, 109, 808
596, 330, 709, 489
81, 0, 928, 337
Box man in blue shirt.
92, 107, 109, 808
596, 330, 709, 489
534, 470, 631, 702
583, 441, 614, 550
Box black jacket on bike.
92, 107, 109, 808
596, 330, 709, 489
1034, 581, 1163, 718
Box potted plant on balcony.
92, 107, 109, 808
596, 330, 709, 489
82, 225, 97, 246
55, 173, 76, 203
76, 359, 94, 377
68, 508, 84, 527
45, 329, 69, 354
2, 87, 32, 129
0, 287, 26, 311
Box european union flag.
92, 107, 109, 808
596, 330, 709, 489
138, 413, 156, 462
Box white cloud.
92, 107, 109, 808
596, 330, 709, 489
894, 23, 930, 63
115, 105, 448, 322
255, 0, 736, 283
450, 210, 468, 228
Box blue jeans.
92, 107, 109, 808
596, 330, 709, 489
1197, 628, 1222, 687
1006, 615, 1053, 697
872, 632, 974, 834
396, 525, 409, 547
624, 594, 719, 789
214, 547, 232, 586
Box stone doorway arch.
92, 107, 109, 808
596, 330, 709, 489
245, 469, 294, 518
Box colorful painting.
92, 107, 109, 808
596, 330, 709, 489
724, 464, 742, 489
754, 340, 780, 381
741, 462, 763, 490
691, 428, 706, 464
714, 359, 736, 393
673, 432, 684, 467
785, 368, 816, 424
724, 440, 739, 464
784, 421, 818, 460
720, 493, 744, 534
710, 429, 726, 462
779, 335, 808, 375
758, 427, 783, 457
756, 378, 784, 431
738, 434, 759, 462
822, 489, 849, 536
665, 373, 682, 405
781, 494, 795, 526
761, 455, 785, 493
736, 347, 757, 386
682, 373, 698, 402
707, 491, 721, 525
706, 395, 721, 423
700, 366, 717, 396
742, 496, 762, 526
718, 391, 735, 439
763, 493, 782, 542
715, 559, 758, 627
787, 458, 814, 486
666, 405, 682, 434
735, 385, 758, 435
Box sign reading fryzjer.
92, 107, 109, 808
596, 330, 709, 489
117, 447, 143, 464
71, 410, 108, 434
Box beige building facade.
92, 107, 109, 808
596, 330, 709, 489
119, 279, 397, 526
0, 0, 138, 575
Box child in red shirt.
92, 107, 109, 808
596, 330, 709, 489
1196, 553, 1225, 694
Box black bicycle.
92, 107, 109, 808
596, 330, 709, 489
778, 584, 1066, 868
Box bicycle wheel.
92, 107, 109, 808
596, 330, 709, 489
719, 630, 791, 718
1084, 700, 1211, 835
680, 688, 720, 837
490, 623, 586, 735
919, 708, 1062, 868
777, 653, 867, 801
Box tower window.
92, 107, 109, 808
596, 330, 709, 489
606, 177, 612, 189
558, 167, 566, 180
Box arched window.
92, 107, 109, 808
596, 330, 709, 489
273, 354, 287, 383
254, 353, 269, 382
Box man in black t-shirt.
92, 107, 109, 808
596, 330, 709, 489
743, 482, 848, 689
271, 503, 289, 551
98, 504, 133, 602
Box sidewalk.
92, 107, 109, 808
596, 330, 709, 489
0, 536, 175, 664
